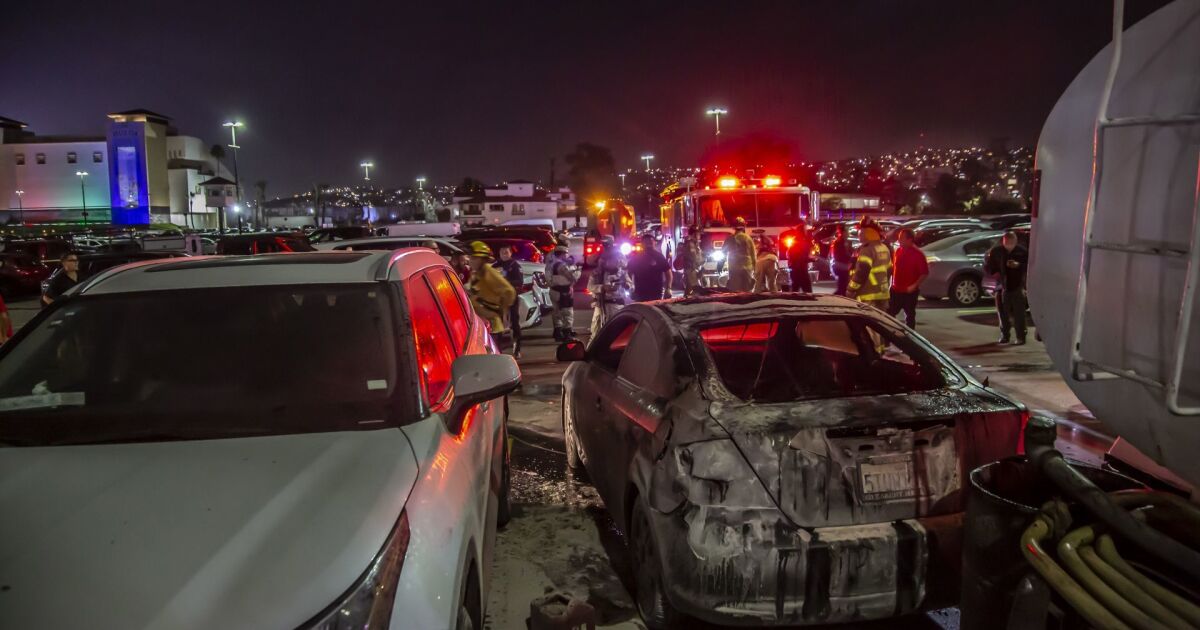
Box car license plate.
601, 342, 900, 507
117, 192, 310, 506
859, 457, 915, 501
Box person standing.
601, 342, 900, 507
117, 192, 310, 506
831, 224, 854, 296
785, 220, 813, 293
587, 236, 628, 338
680, 230, 704, 297
449, 252, 471, 284
493, 244, 526, 358
846, 219, 892, 311
42, 250, 84, 307
722, 217, 756, 292
465, 241, 517, 350
754, 238, 780, 292
628, 233, 672, 302
887, 228, 929, 328
984, 231, 1029, 344
545, 243, 579, 340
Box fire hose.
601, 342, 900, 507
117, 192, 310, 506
1017, 417, 1200, 629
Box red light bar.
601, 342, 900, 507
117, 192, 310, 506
762, 175, 782, 187
717, 176, 740, 189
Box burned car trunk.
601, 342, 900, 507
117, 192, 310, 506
564, 296, 1025, 627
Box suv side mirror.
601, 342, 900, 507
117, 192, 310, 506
445, 354, 521, 435
556, 340, 586, 362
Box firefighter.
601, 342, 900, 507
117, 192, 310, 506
465, 241, 517, 349
545, 242, 579, 340
680, 229, 704, 297
722, 217, 756, 292
846, 218, 892, 311
754, 237, 780, 292
587, 236, 628, 338
785, 220, 813, 293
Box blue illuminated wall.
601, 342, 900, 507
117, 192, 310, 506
106, 122, 151, 225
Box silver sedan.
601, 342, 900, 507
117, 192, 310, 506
919, 231, 1001, 306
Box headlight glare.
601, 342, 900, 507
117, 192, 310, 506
303, 510, 410, 630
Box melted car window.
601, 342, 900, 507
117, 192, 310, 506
698, 316, 945, 402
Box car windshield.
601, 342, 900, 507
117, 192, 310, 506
0, 284, 399, 446
697, 315, 951, 403
698, 192, 804, 228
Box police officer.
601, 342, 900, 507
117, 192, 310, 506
722, 217, 756, 292
846, 218, 892, 311
544, 242, 579, 340
587, 236, 628, 338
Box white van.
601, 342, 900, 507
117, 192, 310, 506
379, 222, 461, 237
501, 218, 556, 230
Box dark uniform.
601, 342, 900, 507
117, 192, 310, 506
984, 242, 1029, 343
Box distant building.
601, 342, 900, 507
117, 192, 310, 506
452, 180, 559, 226
0, 110, 234, 227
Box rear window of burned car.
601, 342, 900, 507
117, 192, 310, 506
696, 316, 952, 402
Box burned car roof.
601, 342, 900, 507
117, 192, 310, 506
651, 293, 879, 328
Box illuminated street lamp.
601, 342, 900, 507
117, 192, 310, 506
14, 190, 24, 224
416, 176, 426, 190
618, 173, 626, 188
222, 121, 244, 203
641, 154, 654, 172
706, 107, 728, 137
233, 203, 243, 233
360, 161, 374, 182
75, 171, 89, 226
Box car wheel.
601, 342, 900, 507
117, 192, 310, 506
562, 392, 588, 481
630, 498, 687, 629
497, 435, 512, 529
456, 564, 482, 630
949, 275, 983, 306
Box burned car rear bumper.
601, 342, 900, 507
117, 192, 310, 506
649, 505, 962, 626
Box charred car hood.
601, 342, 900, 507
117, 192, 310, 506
0, 429, 417, 630
708, 386, 1019, 527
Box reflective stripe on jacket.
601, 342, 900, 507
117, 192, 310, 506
847, 242, 893, 301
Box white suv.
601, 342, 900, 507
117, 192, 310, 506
0, 249, 518, 630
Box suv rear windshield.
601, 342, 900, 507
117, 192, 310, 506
0, 284, 399, 446
697, 315, 951, 402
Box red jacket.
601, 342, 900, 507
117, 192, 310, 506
892, 245, 929, 293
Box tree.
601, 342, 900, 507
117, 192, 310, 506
254, 180, 267, 227
209, 145, 227, 232
455, 177, 485, 197
565, 142, 618, 209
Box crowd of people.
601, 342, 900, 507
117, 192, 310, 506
575, 216, 1029, 347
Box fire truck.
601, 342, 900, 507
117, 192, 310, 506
658, 173, 820, 286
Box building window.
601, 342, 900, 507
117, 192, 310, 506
489, 204, 504, 212
93, 152, 103, 163
14, 154, 24, 166
512, 203, 525, 216
67, 152, 77, 164
35, 153, 46, 165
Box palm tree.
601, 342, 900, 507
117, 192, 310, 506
209, 145, 227, 232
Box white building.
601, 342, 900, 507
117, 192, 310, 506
0, 111, 234, 227
453, 180, 559, 226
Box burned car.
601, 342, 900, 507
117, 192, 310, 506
557, 293, 1025, 628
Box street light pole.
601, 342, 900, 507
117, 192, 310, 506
360, 161, 373, 182
641, 154, 654, 172
706, 107, 728, 137
14, 190, 23, 225
223, 121, 244, 217
416, 176, 425, 190
234, 204, 243, 233
619, 173, 626, 189
75, 171, 89, 226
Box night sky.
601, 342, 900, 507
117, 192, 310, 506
0, 0, 1171, 194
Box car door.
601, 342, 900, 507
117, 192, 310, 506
572, 315, 640, 505
603, 319, 675, 517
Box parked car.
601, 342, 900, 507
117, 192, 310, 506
0, 253, 52, 299
0, 250, 519, 629
920, 231, 1004, 305
306, 225, 376, 244
0, 239, 71, 265
213, 233, 316, 255
39, 251, 188, 297
330, 237, 551, 329
558, 294, 1024, 628
911, 223, 986, 247
457, 237, 543, 264
460, 225, 558, 255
